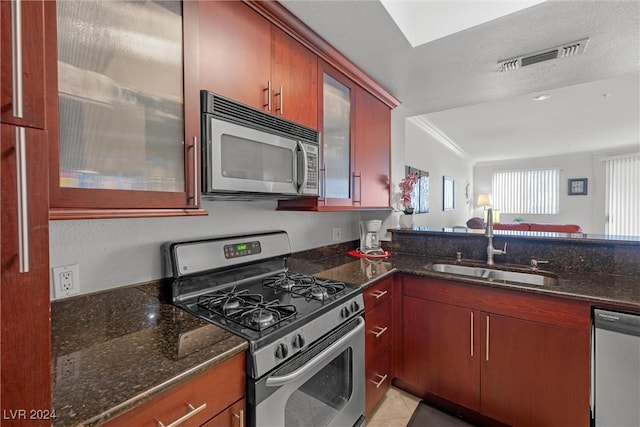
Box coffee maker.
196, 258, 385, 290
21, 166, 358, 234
359, 220, 384, 255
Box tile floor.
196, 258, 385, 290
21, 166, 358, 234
365, 386, 422, 427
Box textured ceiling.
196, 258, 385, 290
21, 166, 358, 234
280, 0, 640, 162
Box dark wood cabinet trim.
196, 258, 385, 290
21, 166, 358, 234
49, 207, 208, 221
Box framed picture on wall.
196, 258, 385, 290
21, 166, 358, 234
568, 178, 588, 195
443, 176, 455, 210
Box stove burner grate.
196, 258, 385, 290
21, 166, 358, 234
263, 272, 347, 301
196, 287, 297, 331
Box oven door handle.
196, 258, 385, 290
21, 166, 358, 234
265, 316, 364, 388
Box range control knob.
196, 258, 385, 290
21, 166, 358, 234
350, 301, 360, 313
292, 334, 306, 349
275, 343, 289, 359
340, 306, 351, 319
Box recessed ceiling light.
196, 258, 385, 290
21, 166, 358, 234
533, 94, 551, 101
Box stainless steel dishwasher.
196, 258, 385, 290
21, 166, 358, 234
593, 309, 640, 427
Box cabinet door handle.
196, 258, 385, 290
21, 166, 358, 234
470, 312, 474, 357
234, 409, 244, 427
352, 172, 362, 204
275, 86, 283, 114
156, 402, 207, 427
370, 325, 388, 338
485, 315, 490, 362
11, 0, 24, 118
15, 127, 29, 273
188, 137, 199, 206
371, 289, 388, 299
263, 81, 272, 112
371, 373, 388, 388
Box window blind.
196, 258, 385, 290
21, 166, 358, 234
604, 154, 640, 236
492, 169, 560, 214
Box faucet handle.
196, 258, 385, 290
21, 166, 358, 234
499, 242, 508, 254
530, 258, 549, 269
456, 252, 463, 262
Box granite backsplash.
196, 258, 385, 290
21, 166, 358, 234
388, 229, 640, 277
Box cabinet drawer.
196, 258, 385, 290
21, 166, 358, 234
365, 347, 392, 416
364, 276, 393, 311
103, 352, 245, 427
201, 398, 245, 427
365, 299, 392, 365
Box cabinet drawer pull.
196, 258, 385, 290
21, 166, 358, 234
157, 402, 207, 427
11, 0, 24, 118
370, 326, 388, 338
371, 290, 388, 299
234, 409, 244, 427
371, 373, 388, 388
15, 127, 29, 273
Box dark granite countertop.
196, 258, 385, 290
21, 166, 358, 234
50, 244, 638, 426
289, 251, 640, 312
50, 282, 247, 427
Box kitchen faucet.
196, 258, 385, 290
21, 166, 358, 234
485, 208, 507, 266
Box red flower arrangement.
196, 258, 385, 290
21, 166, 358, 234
399, 172, 419, 214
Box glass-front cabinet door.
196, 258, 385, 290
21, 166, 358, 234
320, 60, 356, 207
49, 0, 200, 217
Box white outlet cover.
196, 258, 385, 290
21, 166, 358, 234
52, 264, 80, 298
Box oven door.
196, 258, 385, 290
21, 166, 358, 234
204, 116, 317, 196
252, 316, 365, 427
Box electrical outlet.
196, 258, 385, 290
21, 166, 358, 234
332, 227, 342, 242
53, 264, 80, 298
55, 352, 81, 384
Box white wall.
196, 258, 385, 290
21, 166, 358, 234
401, 118, 474, 229
49, 200, 365, 299
473, 145, 639, 234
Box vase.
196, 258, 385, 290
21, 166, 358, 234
399, 213, 414, 229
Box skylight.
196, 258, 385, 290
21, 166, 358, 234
380, 0, 547, 47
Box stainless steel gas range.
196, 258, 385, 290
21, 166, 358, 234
163, 231, 365, 427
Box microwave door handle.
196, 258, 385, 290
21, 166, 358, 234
296, 140, 308, 194
265, 317, 364, 388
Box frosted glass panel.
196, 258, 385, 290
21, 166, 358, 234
57, 1, 184, 192
323, 74, 351, 199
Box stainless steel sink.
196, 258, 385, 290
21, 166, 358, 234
430, 263, 558, 286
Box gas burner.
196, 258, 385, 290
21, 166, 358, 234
289, 278, 347, 301
263, 271, 315, 291
196, 288, 263, 317
309, 285, 329, 300
248, 309, 276, 329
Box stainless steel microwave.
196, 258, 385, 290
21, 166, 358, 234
200, 91, 319, 200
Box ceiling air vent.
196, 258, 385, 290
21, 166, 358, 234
498, 38, 589, 72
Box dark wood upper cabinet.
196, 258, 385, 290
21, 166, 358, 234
355, 86, 391, 208
47, 1, 202, 218
198, 0, 271, 112
1, 0, 46, 130
199, 1, 317, 129
278, 64, 391, 211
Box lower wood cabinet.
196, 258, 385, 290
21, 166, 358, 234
102, 352, 246, 427
400, 274, 591, 427
364, 275, 394, 416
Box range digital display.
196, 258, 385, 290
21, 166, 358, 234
223, 241, 261, 259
